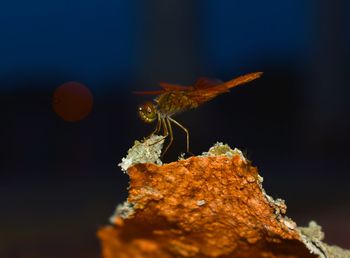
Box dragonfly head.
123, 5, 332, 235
138, 101, 158, 123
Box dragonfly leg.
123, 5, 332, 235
161, 117, 174, 157
162, 117, 168, 137
168, 117, 190, 153
147, 113, 161, 138
162, 118, 174, 157
147, 116, 167, 147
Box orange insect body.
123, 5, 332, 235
136, 72, 263, 155
156, 91, 198, 116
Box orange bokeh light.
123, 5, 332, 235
53, 81, 94, 122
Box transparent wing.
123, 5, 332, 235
159, 82, 192, 91
188, 72, 263, 105
193, 77, 223, 89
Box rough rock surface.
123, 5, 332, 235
98, 141, 350, 258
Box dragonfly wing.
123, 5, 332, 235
134, 82, 191, 96
134, 72, 262, 99
188, 77, 228, 104
223, 72, 263, 89
159, 82, 192, 91
187, 88, 226, 105
193, 77, 223, 89
188, 72, 263, 105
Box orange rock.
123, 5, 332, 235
98, 143, 350, 258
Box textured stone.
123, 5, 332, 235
99, 142, 350, 258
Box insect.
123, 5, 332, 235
135, 72, 263, 156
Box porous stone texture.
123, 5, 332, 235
99, 142, 350, 258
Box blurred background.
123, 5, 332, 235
1, 0, 349, 257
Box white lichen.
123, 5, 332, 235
299, 221, 325, 241
282, 217, 297, 230
201, 142, 247, 163
178, 152, 186, 160
196, 200, 206, 206
298, 221, 328, 258
118, 134, 164, 173
109, 201, 135, 223
297, 221, 350, 258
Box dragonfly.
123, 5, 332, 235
135, 72, 263, 156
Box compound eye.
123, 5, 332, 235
138, 102, 157, 123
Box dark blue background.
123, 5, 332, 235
1, 1, 349, 257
